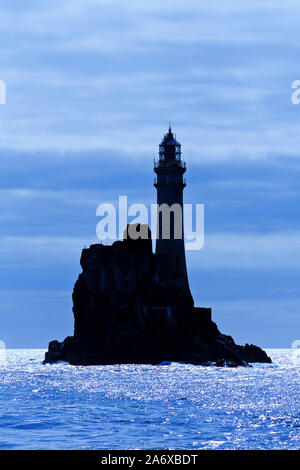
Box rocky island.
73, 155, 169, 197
44, 128, 271, 367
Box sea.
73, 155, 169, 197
0, 349, 298, 450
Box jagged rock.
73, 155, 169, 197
44, 340, 63, 363
44, 226, 271, 367
238, 343, 271, 364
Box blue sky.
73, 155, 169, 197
0, 0, 300, 347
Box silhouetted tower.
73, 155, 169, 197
154, 127, 189, 289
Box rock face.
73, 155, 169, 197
44, 225, 271, 367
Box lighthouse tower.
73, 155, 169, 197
154, 127, 189, 290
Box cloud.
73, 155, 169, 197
0, 230, 299, 273
1, 149, 300, 242
187, 231, 300, 268
0, 1, 299, 158
0, 2, 300, 347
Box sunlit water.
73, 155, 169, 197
0, 349, 299, 449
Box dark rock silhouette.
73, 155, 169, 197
44, 224, 271, 367
44, 128, 271, 367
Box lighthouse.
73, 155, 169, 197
154, 127, 189, 290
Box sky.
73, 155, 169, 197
1, 0, 300, 348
